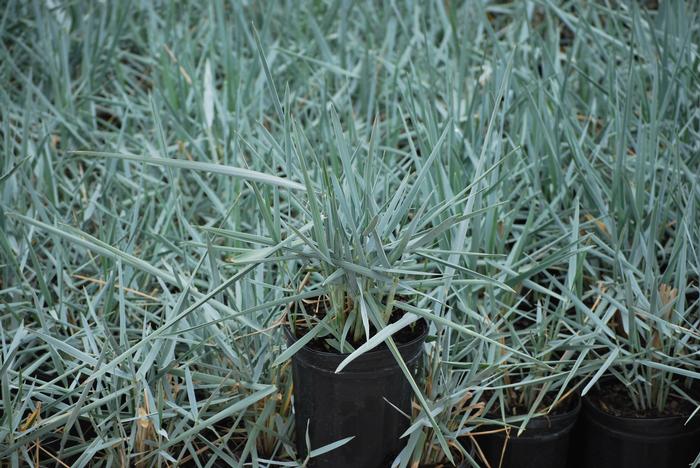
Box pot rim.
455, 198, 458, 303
479, 394, 581, 436
283, 317, 429, 359
515, 394, 581, 427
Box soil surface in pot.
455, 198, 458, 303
290, 295, 427, 352
587, 381, 696, 418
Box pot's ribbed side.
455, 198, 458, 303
472, 397, 581, 468
285, 320, 429, 468
573, 397, 700, 468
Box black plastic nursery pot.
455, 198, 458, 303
285, 320, 428, 468
474, 398, 580, 468
573, 396, 700, 468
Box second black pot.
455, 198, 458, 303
286, 320, 428, 468
573, 396, 700, 468
474, 398, 580, 468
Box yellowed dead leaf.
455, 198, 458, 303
20, 402, 41, 431
584, 214, 608, 235
137, 407, 151, 429
659, 283, 678, 311
653, 284, 679, 349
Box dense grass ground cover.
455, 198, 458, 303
1, 1, 699, 466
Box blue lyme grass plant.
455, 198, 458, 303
1, 1, 698, 467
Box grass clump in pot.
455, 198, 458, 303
235, 104, 518, 465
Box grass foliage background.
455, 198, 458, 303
1, 1, 699, 466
